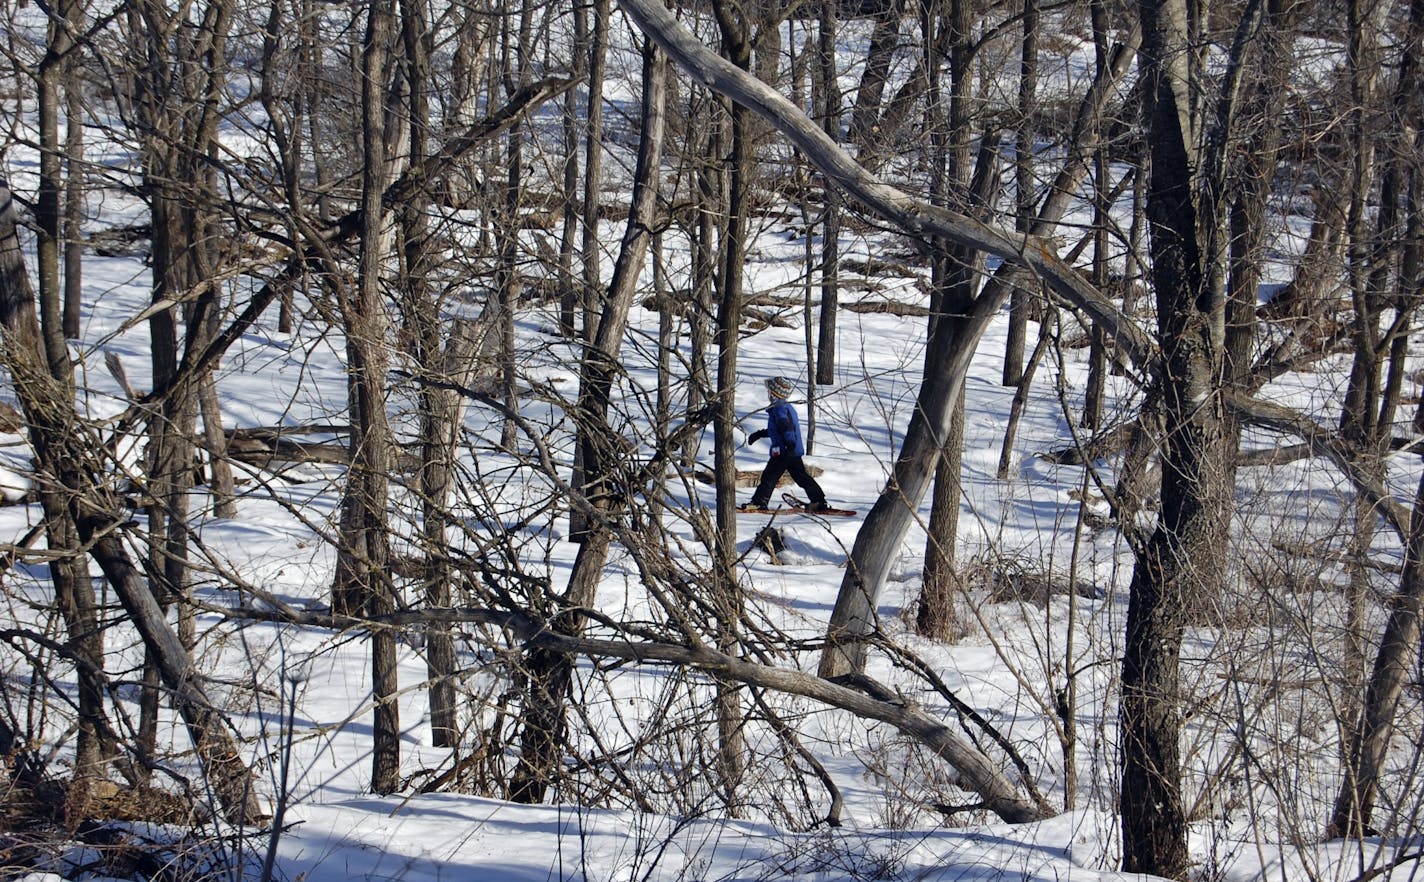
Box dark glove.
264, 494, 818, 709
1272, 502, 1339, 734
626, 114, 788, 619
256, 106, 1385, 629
748, 429, 768, 444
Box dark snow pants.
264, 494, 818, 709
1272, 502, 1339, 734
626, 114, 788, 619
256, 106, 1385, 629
750, 453, 826, 507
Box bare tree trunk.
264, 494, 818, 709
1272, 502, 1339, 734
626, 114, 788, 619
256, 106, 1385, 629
125, 0, 236, 756
1082, 1, 1111, 430
1331, 0, 1424, 839
334, 0, 401, 794
1337, 0, 1392, 780
567, 0, 611, 539
687, 125, 719, 467
711, 0, 752, 811
509, 37, 667, 803
558, 2, 588, 337
997, 315, 1053, 479
1120, 0, 1232, 875
1002, 0, 1038, 387
1332, 461, 1424, 839
393, 0, 459, 749
581, 0, 610, 332
919, 388, 964, 638
63, 50, 84, 341
849, 0, 904, 165
36, 6, 69, 381
814, 1, 840, 388
917, 0, 976, 641
37, 0, 110, 789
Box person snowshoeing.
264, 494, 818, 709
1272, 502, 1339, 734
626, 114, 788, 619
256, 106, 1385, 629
739, 376, 829, 512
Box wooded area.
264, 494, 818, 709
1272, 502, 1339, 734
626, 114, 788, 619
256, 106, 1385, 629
1, 0, 1422, 879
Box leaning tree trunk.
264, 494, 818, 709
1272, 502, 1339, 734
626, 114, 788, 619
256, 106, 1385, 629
0, 177, 265, 824
848, 0, 904, 166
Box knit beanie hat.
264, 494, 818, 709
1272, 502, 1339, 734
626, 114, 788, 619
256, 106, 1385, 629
766, 376, 795, 400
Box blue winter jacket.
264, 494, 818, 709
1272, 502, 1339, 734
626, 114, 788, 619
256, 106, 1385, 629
764, 400, 804, 457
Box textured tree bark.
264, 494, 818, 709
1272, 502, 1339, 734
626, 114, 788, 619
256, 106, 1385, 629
567, 0, 611, 539
917, 0, 979, 642
1333, 466, 1424, 838
338, 0, 401, 794
848, 0, 904, 165
1118, 0, 1235, 875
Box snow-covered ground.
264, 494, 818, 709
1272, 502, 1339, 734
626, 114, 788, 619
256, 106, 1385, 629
3, 201, 1416, 882
3, 8, 1422, 882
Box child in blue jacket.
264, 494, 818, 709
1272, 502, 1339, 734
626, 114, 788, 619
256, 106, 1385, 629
740, 376, 829, 511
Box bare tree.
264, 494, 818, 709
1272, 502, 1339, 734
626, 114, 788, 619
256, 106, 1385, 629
1002, 0, 1039, 387
814, 0, 841, 389
335, 0, 402, 794
120, 0, 237, 764
0, 177, 265, 824
32, 0, 109, 791
1331, 0, 1424, 840
848, 0, 906, 165
509, 33, 668, 804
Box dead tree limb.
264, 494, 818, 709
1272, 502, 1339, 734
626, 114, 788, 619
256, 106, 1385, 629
201, 600, 1054, 824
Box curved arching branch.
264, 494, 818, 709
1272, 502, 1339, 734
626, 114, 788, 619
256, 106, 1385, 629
616, 0, 1155, 368
201, 599, 1055, 824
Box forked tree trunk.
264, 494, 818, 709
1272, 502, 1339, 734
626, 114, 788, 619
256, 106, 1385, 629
1119, 0, 1236, 875
917, 0, 980, 641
